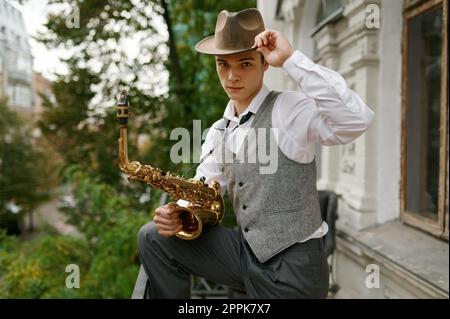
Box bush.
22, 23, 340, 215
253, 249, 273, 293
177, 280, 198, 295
0, 230, 89, 298
0, 166, 152, 298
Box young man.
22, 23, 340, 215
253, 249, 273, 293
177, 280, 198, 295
138, 8, 374, 298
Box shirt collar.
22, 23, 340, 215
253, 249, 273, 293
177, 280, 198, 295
223, 85, 270, 123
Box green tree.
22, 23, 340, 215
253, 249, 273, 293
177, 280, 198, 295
35, 0, 169, 211
0, 99, 51, 234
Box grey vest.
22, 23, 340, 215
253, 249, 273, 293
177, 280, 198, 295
220, 91, 323, 263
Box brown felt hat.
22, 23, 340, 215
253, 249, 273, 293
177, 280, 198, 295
195, 8, 265, 55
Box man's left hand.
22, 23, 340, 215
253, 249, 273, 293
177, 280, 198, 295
253, 30, 294, 67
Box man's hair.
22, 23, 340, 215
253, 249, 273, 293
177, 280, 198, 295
260, 53, 265, 64
215, 52, 266, 65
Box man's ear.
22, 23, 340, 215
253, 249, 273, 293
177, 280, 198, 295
259, 53, 269, 71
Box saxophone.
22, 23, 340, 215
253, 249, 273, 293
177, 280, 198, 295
117, 90, 224, 240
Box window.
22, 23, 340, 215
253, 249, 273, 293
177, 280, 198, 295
15, 86, 32, 108
310, 0, 343, 37
401, 0, 448, 240
17, 55, 31, 74
316, 0, 343, 25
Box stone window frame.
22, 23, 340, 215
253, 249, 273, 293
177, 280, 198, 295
401, 0, 448, 240
310, 0, 344, 37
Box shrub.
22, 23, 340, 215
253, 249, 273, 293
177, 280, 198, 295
0, 166, 152, 298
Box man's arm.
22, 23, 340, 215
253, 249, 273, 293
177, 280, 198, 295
281, 50, 374, 146
255, 30, 374, 150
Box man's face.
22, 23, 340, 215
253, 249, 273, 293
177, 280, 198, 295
215, 50, 268, 106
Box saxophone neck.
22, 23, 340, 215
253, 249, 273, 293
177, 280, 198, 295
117, 90, 140, 174
118, 127, 140, 174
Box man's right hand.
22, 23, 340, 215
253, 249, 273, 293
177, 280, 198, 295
153, 202, 183, 237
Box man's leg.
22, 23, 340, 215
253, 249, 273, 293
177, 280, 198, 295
243, 239, 329, 299
137, 222, 244, 298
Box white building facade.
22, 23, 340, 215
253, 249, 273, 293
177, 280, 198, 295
258, 0, 448, 298
0, 0, 33, 110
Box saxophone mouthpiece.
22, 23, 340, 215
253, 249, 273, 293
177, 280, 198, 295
118, 90, 128, 105
117, 90, 130, 125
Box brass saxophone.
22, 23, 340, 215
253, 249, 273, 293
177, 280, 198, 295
117, 90, 224, 240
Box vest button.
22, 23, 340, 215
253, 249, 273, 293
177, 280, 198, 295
244, 227, 249, 232
238, 182, 244, 187
242, 205, 247, 210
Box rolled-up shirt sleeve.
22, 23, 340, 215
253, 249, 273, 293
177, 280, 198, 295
281, 50, 375, 147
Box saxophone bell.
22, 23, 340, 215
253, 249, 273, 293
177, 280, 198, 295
175, 207, 203, 240
174, 204, 223, 240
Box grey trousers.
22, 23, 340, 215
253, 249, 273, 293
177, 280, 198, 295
137, 222, 329, 299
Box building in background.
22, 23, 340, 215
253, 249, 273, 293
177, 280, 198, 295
32, 71, 53, 117
1, 1, 58, 236
0, 0, 33, 115
258, 0, 448, 298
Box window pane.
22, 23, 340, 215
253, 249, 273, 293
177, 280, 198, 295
406, 5, 442, 219
317, 0, 342, 24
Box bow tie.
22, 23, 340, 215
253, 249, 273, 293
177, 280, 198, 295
215, 111, 255, 132
193, 111, 255, 175
239, 112, 254, 125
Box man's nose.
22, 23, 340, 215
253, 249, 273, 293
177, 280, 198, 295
227, 69, 240, 82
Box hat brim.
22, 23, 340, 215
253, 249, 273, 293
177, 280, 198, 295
195, 35, 256, 55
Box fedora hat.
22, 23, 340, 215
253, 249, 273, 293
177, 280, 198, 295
195, 8, 265, 55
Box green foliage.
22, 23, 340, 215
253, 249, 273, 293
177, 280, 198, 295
57, 165, 150, 298
0, 99, 51, 234
36, 0, 166, 199
0, 166, 150, 298
0, 229, 89, 298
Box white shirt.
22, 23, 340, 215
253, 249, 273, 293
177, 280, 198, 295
180, 50, 375, 242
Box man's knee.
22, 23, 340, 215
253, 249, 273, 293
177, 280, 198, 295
137, 221, 159, 249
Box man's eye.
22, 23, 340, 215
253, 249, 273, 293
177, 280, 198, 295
218, 63, 227, 67
242, 62, 251, 67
